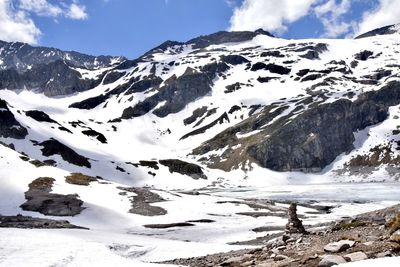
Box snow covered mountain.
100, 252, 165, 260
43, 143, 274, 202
1, 26, 399, 183
0, 41, 124, 96
0, 24, 399, 265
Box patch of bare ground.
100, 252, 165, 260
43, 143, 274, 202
162, 205, 400, 267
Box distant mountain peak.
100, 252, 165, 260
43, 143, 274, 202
355, 23, 400, 39
0, 40, 126, 73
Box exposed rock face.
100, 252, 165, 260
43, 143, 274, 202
356, 23, 400, 39
355, 50, 373, 61
38, 139, 91, 168
285, 203, 307, 234
180, 112, 230, 140
0, 40, 124, 96
185, 29, 273, 49
191, 80, 400, 172
159, 159, 207, 180
248, 81, 400, 172
0, 60, 102, 96
220, 55, 249, 65
0, 40, 124, 73
297, 43, 328, 60
81, 129, 107, 143
0, 99, 28, 139
251, 62, 291, 74
0, 214, 86, 229
25, 110, 57, 124
183, 106, 208, 126
20, 177, 85, 216
69, 74, 163, 110
65, 173, 97, 186
125, 75, 163, 94
119, 29, 272, 69
102, 71, 126, 85
118, 187, 167, 216
120, 68, 212, 119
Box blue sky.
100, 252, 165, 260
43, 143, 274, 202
1, 0, 399, 59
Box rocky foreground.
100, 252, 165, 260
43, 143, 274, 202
164, 204, 400, 267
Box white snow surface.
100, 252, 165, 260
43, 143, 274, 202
338, 257, 400, 266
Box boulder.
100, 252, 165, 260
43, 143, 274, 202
390, 229, 400, 242
344, 252, 368, 262
324, 240, 355, 253
318, 255, 346, 267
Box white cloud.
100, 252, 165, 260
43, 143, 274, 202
356, 0, 400, 35
229, 0, 317, 33
66, 2, 88, 20
0, 0, 88, 44
0, 0, 41, 44
314, 0, 353, 38
19, 0, 62, 17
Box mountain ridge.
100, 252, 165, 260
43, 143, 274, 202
0, 24, 398, 179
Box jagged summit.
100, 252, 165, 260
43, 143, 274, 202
185, 28, 274, 49
144, 28, 273, 55
0, 40, 125, 73
356, 23, 400, 39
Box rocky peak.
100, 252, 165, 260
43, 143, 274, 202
355, 23, 400, 39
186, 28, 274, 49
0, 40, 125, 73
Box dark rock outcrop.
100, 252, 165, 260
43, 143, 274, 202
0, 40, 124, 73
38, 139, 91, 168
187, 29, 273, 49
194, 81, 400, 172
260, 50, 285, 58
296, 43, 328, 60
0, 60, 102, 96
25, 110, 57, 124
355, 50, 373, 61
20, 177, 85, 216
69, 94, 108, 110
181, 112, 230, 140
220, 55, 249, 65
82, 129, 107, 143
355, 24, 399, 39
0, 214, 86, 229
184, 106, 208, 126
248, 81, 400, 172
118, 187, 167, 216
103, 71, 126, 85
125, 75, 163, 94
0, 99, 28, 139
251, 63, 291, 75
159, 159, 207, 180
301, 74, 323, 82
120, 68, 212, 119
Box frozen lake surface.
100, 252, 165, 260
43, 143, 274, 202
204, 182, 400, 202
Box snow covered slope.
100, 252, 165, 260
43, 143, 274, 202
0, 27, 399, 185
